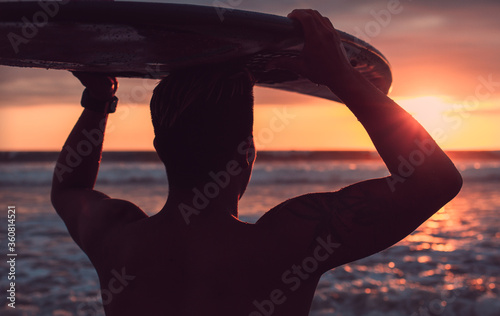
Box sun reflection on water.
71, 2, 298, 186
319, 182, 500, 313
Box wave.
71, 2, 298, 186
2, 150, 500, 163
1, 158, 500, 187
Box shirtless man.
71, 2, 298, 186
51, 9, 462, 316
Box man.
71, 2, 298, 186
52, 9, 462, 316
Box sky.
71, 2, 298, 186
1, 0, 500, 151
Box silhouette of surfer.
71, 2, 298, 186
52, 10, 462, 316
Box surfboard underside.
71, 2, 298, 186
0, 2, 392, 102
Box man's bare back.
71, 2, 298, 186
93, 207, 322, 315
80, 192, 360, 315
51, 9, 462, 316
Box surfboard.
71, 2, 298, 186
0, 1, 392, 102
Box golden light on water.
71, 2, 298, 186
431, 243, 456, 252
414, 243, 431, 250
419, 270, 437, 277
444, 284, 456, 291
417, 256, 432, 263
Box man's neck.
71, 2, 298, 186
157, 188, 240, 224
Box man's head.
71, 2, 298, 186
150, 64, 256, 194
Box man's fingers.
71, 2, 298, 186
284, 9, 352, 86
288, 9, 334, 30
72, 72, 116, 88
71, 71, 118, 99
288, 9, 339, 47
288, 9, 320, 40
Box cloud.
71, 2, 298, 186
473, 106, 500, 116
0, 67, 79, 106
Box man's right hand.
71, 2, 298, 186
72, 71, 118, 101
272, 9, 356, 91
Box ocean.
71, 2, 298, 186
0, 151, 499, 316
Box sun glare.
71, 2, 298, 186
397, 96, 463, 146
398, 96, 453, 127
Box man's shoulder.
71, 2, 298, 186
256, 192, 341, 226
97, 198, 148, 224
78, 198, 148, 256
253, 192, 342, 253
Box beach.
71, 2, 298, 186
0, 151, 499, 316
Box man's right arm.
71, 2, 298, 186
258, 10, 462, 269
282, 10, 460, 190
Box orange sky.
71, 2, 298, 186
1, 0, 499, 151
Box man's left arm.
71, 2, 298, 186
51, 73, 146, 254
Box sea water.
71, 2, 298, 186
0, 151, 499, 316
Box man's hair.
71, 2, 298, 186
150, 64, 255, 190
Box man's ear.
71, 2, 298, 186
153, 136, 168, 164
153, 134, 167, 152
235, 140, 246, 169
235, 149, 249, 169
235, 136, 255, 169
